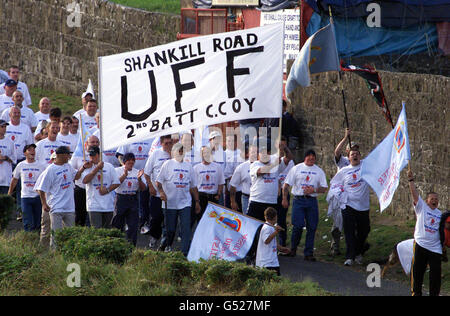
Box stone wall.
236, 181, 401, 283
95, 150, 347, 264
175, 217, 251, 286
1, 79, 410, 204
288, 65, 449, 217
0, 0, 179, 96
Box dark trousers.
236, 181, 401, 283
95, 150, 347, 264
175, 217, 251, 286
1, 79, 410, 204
112, 194, 139, 246
235, 191, 242, 213
149, 195, 164, 239
74, 185, 87, 226
411, 242, 442, 296
138, 189, 150, 227
192, 192, 218, 228
0, 186, 8, 195
276, 194, 289, 247
248, 201, 277, 222
342, 206, 370, 260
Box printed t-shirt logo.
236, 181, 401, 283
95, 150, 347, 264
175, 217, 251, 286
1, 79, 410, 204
206, 174, 210, 181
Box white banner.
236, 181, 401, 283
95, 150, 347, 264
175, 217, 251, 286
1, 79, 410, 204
187, 203, 263, 262
99, 24, 284, 151
260, 9, 300, 73
361, 103, 411, 212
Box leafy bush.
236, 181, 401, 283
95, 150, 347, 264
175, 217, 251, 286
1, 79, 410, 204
0, 195, 14, 232
54, 227, 133, 264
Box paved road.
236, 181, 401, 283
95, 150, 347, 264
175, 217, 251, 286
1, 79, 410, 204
7, 219, 411, 296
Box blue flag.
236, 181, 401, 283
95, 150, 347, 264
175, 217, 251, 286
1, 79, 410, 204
361, 103, 411, 212
73, 115, 94, 158
285, 22, 340, 95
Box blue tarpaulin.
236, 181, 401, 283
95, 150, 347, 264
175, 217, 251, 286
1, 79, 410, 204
307, 13, 438, 57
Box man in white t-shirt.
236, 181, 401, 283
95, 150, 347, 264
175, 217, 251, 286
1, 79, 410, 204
73, 91, 93, 118
0, 66, 32, 107
35, 121, 65, 165
81, 146, 121, 229
156, 143, 201, 256
6, 106, 33, 162
193, 146, 225, 228
35, 146, 85, 248
57, 116, 78, 152
1, 91, 38, 132
230, 143, 257, 215
224, 134, 242, 208
34, 107, 62, 142
34, 97, 51, 123
143, 135, 173, 248
332, 148, 371, 266
113, 153, 146, 246
79, 99, 97, 131
407, 168, 442, 296
0, 119, 16, 194
283, 149, 328, 260
0, 79, 17, 113
8, 144, 46, 232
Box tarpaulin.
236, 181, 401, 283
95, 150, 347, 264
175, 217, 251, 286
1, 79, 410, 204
306, 13, 438, 57
306, 0, 450, 12
259, 0, 298, 12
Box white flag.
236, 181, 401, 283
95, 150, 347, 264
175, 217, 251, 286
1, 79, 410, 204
99, 24, 284, 151
187, 203, 262, 262
361, 103, 411, 212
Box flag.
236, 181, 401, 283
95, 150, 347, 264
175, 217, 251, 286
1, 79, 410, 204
85, 79, 95, 99
340, 62, 394, 127
73, 115, 94, 158
361, 103, 411, 212
187, 203, 263, 263
285, 22, 340, 95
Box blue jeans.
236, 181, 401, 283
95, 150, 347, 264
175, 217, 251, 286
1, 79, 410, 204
290, 197, 319, 256
21, 196, 42, 232
241, 194, 249, 215
160, 206, 191, 256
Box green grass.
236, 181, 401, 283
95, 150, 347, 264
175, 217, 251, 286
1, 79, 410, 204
109, 0, 180, 14
0, 230, 330, 296
29, 87, 80, 117
286, 196, 450, 295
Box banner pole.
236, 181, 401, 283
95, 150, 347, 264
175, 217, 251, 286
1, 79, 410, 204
328, 6, 352, 146
79, 114, 86, 162
98, 57, 104, 190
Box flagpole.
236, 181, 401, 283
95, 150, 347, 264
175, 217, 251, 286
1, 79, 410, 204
79, 114, 86, 162
98, 57, 104, 190
328, 6, 352, 147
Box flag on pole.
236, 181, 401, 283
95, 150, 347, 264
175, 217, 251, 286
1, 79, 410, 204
84, 79, 95, 99
361, 103, 411, 212
285, 22, 340, 95
187, 203, 263, 263
340, 63, 394, 128
73, 115, 94, 158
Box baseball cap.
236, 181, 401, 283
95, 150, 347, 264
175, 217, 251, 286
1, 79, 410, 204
0, 119, 9, 126
4, 79, 17, 87
55, 146, 72, 155
88, 146, 100, 156
209, 131, 221, 140
82, 92, 93, 98
23, 143, 36, 153
346, 141, 359, 151
123, 152, 136, 162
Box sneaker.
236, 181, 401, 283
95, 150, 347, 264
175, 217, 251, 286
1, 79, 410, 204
140, 225, 150, 235
344, 259, 353, 266
165, 246, 173, 253
355, 255, 363, 265
148, 236, 158, 249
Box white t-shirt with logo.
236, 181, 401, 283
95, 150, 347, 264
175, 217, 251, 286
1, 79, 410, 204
194, 162, 225, 194
116, 140, 153, 170
249, 157, 287, 204
79, 112, 97, 131
414, 197, 442, 254
256, 223, 279, 268
57, 133, 78, 153
156, 159, 196, 210
0, 137, 17, 186
82, 162, 120, 213
340, 163, 370, 211
278, 160, 295, 187
224, 149, 242, 180
34, 163, 77, 213
115, 166, 146, 195
34, 111, 50, 123
6, 122, 33, 161
284, 163, 328, 197
13, 161, 47, 198
144, 149, 171, 197
35, 138, 65, 165
0, 94, 14, 113
230, 160, 252, 195
1, 106, 38, 129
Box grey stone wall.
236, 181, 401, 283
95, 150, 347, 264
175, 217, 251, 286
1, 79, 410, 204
288, 65, 449, 217
0, 0, 179, 96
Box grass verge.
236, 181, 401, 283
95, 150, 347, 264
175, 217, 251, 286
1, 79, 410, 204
108, 0, 180, 14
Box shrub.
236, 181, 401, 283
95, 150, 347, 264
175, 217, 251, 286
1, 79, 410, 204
54, 227, 133, 264
0, 195, 14, 232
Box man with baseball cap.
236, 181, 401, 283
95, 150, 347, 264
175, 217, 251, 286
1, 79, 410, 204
0, 66, 32, 107
8, 144, 46, 232
81, 146, 120, 229
35, 146, 86, 248
0, 79, 17, 114
113, 153, 146, 246
0, 119, 16, 195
